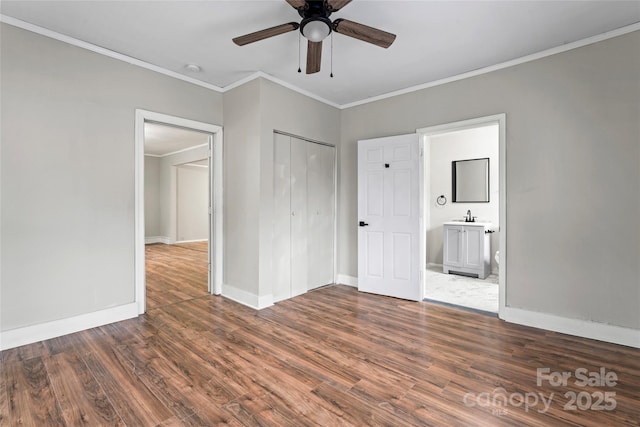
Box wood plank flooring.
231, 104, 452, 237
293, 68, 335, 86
1, 244, 639, 426
145, 242, 209, 310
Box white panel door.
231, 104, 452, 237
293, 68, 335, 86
290, 137, 309, 297
273, 134, 292, 302
357, 134, 421, 301
307, 142, 335, 289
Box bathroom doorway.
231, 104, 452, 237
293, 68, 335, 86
418, 114, 506, 315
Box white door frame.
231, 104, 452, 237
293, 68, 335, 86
135, 109, 223, 314
417, 113, 506, 317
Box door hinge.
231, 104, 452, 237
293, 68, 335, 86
208, 264, 212, 271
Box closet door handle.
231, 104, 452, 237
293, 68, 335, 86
359, 221, 369, 227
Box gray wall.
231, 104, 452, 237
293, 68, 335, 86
223, 78, 340, 303
176, 165, 209, 242
159, 145, 209, 242
222, 79, 262, 297
1, 24, 222, 331
2, 20, 638, 336
339, 31, 640, 329
144, 156, 161, 237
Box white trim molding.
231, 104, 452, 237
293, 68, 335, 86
144, 143, 209, 159
145, 236, 171, 245
222, 284, 274, 310
337, 274, 358, 287
502, 307, 640, 349
175, 239, 207, 244
0, 303, 138, 351
0, 15, 224, 93
340, 23, 640, 109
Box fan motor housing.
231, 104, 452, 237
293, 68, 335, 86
298, 1, 332, 19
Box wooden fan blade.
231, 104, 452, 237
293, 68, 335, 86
326, 0, 352, 12
233, 22, 299, 46
333, 19, 396, 48
306, 40, 322, 74
285, 0, 307, 9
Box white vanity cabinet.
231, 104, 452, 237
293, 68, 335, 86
443, 222, 492, 279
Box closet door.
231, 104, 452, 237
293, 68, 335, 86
273, 133, 292, 302
273, 133, 336, 301
290, 138, 309, 297
307, 142, 335, 289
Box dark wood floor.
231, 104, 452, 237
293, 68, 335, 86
1, 244, 639, 426
145, 242, 209, 310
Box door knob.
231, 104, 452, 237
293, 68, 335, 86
359, 221, 369, 227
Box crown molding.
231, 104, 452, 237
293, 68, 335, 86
0, 14, 225, 93
224, 71, 341, 109
2, 14, 638, 110
340, 22, 640, 109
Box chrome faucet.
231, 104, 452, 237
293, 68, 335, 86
466, 210, 473, 222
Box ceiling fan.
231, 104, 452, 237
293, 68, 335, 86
232, 0, 396, 74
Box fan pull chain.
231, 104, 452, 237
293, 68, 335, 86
297, 33, 302, 73
330, 32, 334, 78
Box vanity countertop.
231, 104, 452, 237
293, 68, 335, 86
444, 220, 495, 230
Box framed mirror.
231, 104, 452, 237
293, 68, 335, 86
452, 157, 489, 202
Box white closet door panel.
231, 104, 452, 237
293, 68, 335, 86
319, 143, 335, 286
273, 134, 292, 302
307, 142, 335, 289
290, 138, 308, 297
306, 142, 322, 289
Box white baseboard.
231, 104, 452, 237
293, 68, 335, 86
333, 273, 637, 348
222, 284, 273, 310
175, 239, 208, 244
337, 274, 358, 287
501, 307, 640, 349
145, 236, 171, 244
427, 263, 498, 276
0, 303, 139, 351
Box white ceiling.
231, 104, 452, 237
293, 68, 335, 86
144, 122, 210, 156
1, 1, 639, 106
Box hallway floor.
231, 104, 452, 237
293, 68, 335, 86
145, 241, 209, 310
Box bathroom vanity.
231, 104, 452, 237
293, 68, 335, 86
443, 221, 493, 279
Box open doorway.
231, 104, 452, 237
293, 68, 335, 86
134, 110, 223, 314
143, 122, 211, 310
418, 114, 506, 315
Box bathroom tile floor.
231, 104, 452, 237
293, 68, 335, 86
424, 265, 498, 314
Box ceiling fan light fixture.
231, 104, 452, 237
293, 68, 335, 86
301, 17, 332, 42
